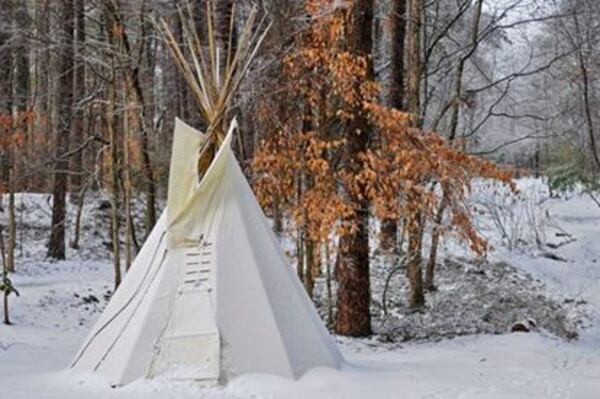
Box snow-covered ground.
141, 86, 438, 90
1, 181, 600, 398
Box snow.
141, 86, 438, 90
1, 182, 600, 398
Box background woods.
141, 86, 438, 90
0, 0, 597, 339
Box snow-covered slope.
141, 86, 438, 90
1, 186, 600, 398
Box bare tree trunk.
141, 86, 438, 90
336, 0, 373, 337
0, 0, 11, 117
0, 1, 11, 219
4, 0, 30, 271
447, 0, 483, 142
304, 239, 315, 297
407, 214, 424, 309
425, 196, 446, 290
13, 1, 29, 113
48, 0, 74, 260
122, 86, 132, 270
406, 0, 423, 123
107, 84, 121, 289
404, 0, 425, 309
105, 6, 122, 289
380, 0, 408, 251
215, 0, 235, 71
296, 228, 305, 282
304, 238, 321, 299
70, 179, 89, 249
296, 170, 305, 282
35, 0, 52, 193
325, 242, 334, 328
1, 226, 11, 324
7, 191, 15, 271
70, 0, 86, 192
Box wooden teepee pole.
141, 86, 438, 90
156, 1, 270, 178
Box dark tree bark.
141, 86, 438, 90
47, 0, 74, 260
215, 0, 235, 70
70, 0, 86, 192
0, 0, 10, 116
405, 0, 425, 309
336, 0, 373, 337
390, 0, 407, 115
5, 0, 29, 271
406, 0, 422, 120
407, 214, 424, 308
13, 1, 29, 113
104, 6, 122, 288
35, 0, 52, 193
380, 0, 407, 251
0, 0, 11, 223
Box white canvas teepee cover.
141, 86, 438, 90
71, 118, 342, 386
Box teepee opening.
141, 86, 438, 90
71, 2, 342, 387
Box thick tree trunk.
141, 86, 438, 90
337, 208, 371, 335
13, 2, 29, 113
304, 239, 316, 297
304, 239, 321, 299
0, 0, 11, 115
48, 0, 74, 260
380, 0, 408, 252
336, 0, 374, 337
406, 0, 423, 123
403, 0, 425, 308
379, 221, 397, 252
407, 214, 424, 309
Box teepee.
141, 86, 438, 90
71, 2, 342, 386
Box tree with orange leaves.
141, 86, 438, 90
253, 0, 512, 335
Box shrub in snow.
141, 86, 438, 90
363, 257, 584, 342
470, 179, 551, 251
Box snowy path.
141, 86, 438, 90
1, 194, 600, 398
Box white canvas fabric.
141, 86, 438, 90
71, 118, 342, 386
